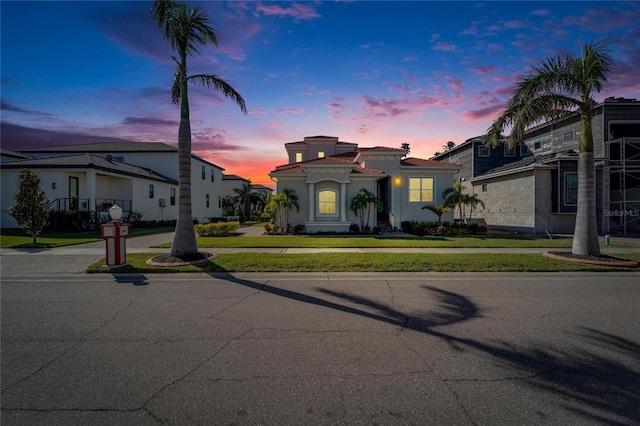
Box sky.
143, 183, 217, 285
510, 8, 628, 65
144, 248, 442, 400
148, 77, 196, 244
2, 1, 639, 187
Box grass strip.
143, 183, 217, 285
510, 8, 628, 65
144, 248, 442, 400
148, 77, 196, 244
87, 252, 640, 273
0, 227, 174, 248
156, 235, 575, 249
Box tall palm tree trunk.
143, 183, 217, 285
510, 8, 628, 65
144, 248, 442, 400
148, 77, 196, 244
172, 73, 198, 256
572, 116, 600, 256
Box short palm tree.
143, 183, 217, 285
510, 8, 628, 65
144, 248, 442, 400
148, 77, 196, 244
361, 188, 383, 229
153, 0, 247, 257
233, 180, 257, 221
442, 184, 464, 222
485, 40, 612, 256
278, 189, 300, 234
422, 204, 450, 226
350, 191, 368, 232
463, 194, 485, 223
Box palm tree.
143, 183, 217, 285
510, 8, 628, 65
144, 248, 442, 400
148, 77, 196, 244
350, 192, 367, 232
485, 40, 612, 256
278, 189, 300, 234
442, 184, 464, 222
463, 194, 485, 223
422, 204, 450, 226
153, 0, 247, 257
221, 195, 236, 216
361, 188, 383, 229
233, 180, 257, 221
442, 141, 456, 152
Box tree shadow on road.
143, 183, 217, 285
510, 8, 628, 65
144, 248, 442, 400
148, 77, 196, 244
211, 272, 639, 424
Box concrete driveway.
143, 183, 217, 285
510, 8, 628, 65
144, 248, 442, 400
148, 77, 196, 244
2, 271, 639, 425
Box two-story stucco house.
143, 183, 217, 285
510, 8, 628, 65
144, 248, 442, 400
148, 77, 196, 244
432, 97, 640, 235
1, 142, 226, 227
269, 136, 460, 233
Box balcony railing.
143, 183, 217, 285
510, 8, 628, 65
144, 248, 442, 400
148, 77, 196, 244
50, 198, 132, 212
95, 199, 133, 213
51, 198, 90, 211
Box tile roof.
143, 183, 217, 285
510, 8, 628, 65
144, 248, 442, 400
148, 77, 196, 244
222, 174, 247, 180
475, 152, 568, 177
2, 153, 177, 184
401, 157, 460, 167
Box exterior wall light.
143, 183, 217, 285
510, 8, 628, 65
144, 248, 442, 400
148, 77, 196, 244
394, 176, 401, 185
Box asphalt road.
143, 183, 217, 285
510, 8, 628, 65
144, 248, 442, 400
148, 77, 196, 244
1, 271, 639, 425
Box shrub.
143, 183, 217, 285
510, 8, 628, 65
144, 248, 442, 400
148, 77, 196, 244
195, 221, 240, 237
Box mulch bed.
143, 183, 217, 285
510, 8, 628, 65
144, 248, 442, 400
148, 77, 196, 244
543, 251, 639, 268
146, 252, 218, 267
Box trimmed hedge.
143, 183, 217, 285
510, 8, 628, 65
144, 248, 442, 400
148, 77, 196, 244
195, 221, 240, 237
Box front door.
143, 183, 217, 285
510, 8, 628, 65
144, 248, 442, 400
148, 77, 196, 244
69, 176, 79, 210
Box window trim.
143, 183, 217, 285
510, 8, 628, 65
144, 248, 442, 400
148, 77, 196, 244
170, 188, 176, 206
201, 165, 206, 180
295, 152, 303, 162
478, 145, 490, 157
210, 169, 215, 182
504, 145, 515, 157
318, 151, 325, 158
317, 189, 338, 216
408, 177, 434, 203
149, 184, 155, 199
206, 193, 210, 208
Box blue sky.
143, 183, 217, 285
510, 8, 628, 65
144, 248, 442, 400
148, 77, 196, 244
2, 1, 639, 185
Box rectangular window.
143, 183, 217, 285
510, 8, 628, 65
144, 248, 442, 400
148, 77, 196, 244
565, 173, 578, 205
521, 145, 530, 155
482, 184, 488, 192
563, 131, 574, 142
170, 188, 176, 206
478, 145, 490, 157
318, 151, 325, 158
206, 194, 210, 208
218, 196, 222, 208
210, 169, 215, 182
409, 177, 434, 202
504, 146, 515, 157
534, 142, 541, 150
318, 190, 337, 215
295, 152, 303, 162
149, 184, 154, 199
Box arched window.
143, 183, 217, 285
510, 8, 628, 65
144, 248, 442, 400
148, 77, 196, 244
318, 190, 337, 215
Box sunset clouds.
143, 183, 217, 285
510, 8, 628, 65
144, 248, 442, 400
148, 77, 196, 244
2, 1, 639, 186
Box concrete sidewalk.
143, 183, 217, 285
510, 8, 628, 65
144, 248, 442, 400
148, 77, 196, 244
1, 230, 639, 276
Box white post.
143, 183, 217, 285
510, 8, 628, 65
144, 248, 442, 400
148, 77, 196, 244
308, 182, 315, 221
341, 182, 347, 221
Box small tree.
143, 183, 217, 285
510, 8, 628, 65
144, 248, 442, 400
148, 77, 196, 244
400, 142, 410, 157
422, 204, 450, 226
442, 141, 456, 152
9, 169, 51, 244
350, 191, 367, 232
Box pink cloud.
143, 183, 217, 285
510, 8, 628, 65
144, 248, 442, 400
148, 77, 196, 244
255, 2, 321, 22
440, 73, 465, 91
402, 56, 417, 62
504, 20, 527, 29
531, 9, 551, 16
248, 109, 265, 114
563, 7, 640, 32
470, 65, 498, 75
462, 103, 506, 123
433, 42, 457, 52
288, 108, 304, 114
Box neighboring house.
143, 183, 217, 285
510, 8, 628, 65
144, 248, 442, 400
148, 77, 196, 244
432, 97, 640, 235
1, 142, 226, 227
269, 136, 460, 233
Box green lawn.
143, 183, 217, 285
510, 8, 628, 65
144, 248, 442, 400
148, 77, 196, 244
0, 227, 174, 248
87, 252, 640, 273
164, 234, 575, 249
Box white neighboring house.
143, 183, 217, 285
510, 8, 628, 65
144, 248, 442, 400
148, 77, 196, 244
269, 136, 460, 233
1, 142, 226, 227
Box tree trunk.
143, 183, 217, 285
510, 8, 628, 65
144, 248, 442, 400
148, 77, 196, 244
571, 116, 600, 256
171, 72, 198, 257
